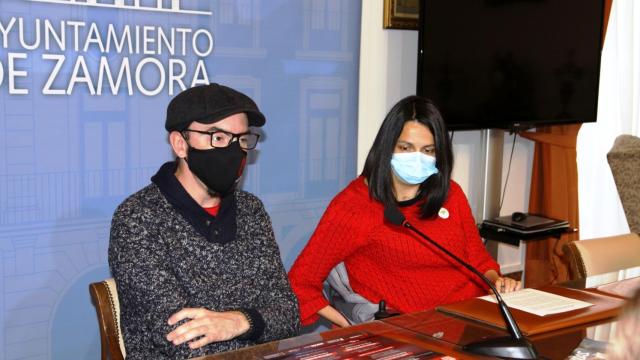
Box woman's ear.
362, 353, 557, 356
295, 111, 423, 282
169, 131, 188, 158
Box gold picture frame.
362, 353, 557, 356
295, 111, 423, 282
383, 0, 420, 30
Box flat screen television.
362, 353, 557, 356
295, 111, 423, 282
417, 0, 605, 131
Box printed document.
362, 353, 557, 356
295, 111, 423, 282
479, 288, 593, 316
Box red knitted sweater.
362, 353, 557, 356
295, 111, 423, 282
288, 177, 500, 325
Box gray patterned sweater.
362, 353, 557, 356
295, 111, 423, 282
108, 161, 300, 359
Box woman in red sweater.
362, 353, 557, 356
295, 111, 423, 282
288, 96, 521, 327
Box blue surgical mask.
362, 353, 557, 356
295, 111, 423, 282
391, 152, 438, 185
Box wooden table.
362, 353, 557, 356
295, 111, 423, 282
196, 317, 496, 360
196, 297, 619, 359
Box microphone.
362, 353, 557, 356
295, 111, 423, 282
384, 206, 538, 359
374, 300, 398, 320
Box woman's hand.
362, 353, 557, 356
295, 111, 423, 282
484, 269, 522, 293
494, 276, 521, 293
318, 305, 351, 327
166, 308, 250, 349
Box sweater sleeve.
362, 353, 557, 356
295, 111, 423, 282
451, 182, 501, 277
288, 193, 369, 325
108, 200, 188, 359
244, 196, 301, 343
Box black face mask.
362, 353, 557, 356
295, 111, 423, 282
185, 141, 247, 195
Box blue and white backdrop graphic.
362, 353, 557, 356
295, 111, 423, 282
0, 0, 361, 358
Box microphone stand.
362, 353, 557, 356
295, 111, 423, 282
384, 207, 538, 359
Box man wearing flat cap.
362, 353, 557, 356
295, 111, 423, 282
108, 84, 300, 359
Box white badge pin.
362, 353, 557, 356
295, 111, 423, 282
438, 207, 449, 219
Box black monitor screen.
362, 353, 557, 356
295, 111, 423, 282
417, 0, 605, 130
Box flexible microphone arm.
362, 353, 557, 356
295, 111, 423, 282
384, 206, 538, 359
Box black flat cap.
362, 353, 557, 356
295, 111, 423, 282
165, 83, 265, 131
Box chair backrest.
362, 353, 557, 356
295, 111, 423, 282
607, 134, 640, 233
563, 233, 640, 285
89, 278, 126, 360
562, 233, 640, 342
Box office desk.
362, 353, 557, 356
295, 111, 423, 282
196, 295, 620, 359
196, 317, 496, 360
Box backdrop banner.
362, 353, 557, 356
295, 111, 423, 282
0, 0, 361, 358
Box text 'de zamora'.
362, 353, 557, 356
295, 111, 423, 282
0, 16, 216, 96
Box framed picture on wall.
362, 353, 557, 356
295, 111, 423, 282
383, 0, 419, 30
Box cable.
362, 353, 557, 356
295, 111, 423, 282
450, 130, 455, 143
499, 132, 518, 213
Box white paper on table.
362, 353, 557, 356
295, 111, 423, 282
479, 288, 594, 317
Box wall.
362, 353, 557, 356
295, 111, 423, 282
358, 0, 534, 274
0, 0, 361, 358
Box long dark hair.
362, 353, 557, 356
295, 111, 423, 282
361, 96, 453, 218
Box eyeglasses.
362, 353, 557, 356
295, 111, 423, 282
183, 128, 260, 150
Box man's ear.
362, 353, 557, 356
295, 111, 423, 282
169, 131, 188, 158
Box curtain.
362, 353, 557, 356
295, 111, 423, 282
577, 0, 639, 240
520, 126, 581, 287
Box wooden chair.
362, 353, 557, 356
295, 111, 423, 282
89, 278, 126, 360
562, 233, 640, 341
563, 233, 640, 286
